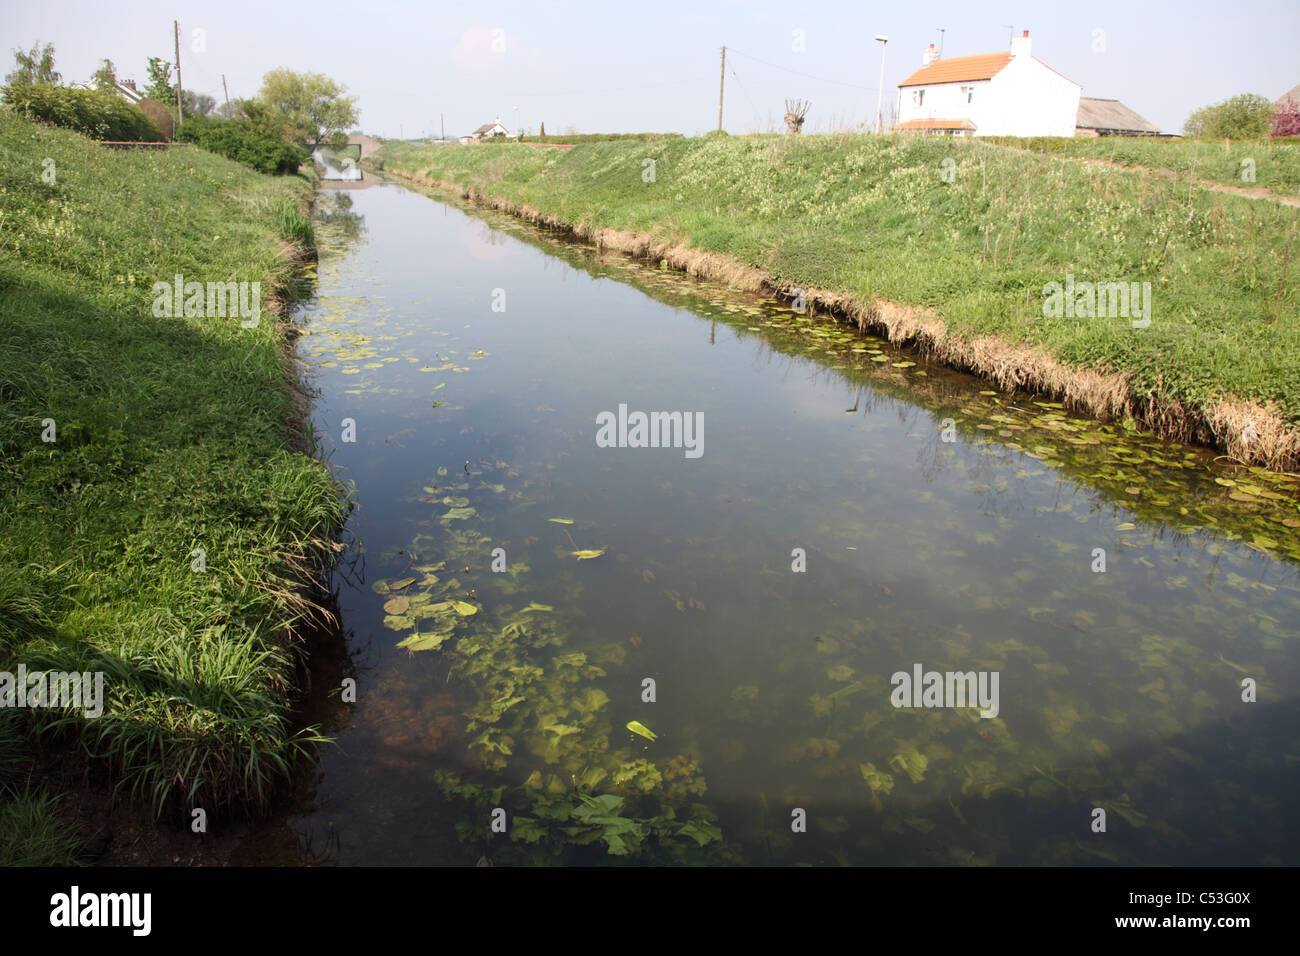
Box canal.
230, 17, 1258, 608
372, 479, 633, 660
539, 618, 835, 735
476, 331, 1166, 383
266, 179, 1299, 865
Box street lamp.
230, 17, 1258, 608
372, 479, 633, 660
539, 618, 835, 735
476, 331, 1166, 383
874, 35, 888, 134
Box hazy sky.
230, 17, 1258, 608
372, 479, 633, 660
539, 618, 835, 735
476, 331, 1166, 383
3, 0, 1297, 137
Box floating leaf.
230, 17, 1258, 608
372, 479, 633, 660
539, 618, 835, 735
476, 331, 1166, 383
548, 517, 575, 525
452, 600, 479, 616
388, 577, 416, 591
383, 597, 410, 615
398, 629, 452, 652
626, 720, 657, 741
571, 549, 606, 560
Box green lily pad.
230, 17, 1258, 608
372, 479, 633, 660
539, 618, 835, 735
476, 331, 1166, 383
626, 720, 657, 741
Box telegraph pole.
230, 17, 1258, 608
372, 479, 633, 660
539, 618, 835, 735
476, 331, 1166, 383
717, 45, 726, 132
173, 20, 184, 127
222, 74, 230, 107
441, 113, 445, 142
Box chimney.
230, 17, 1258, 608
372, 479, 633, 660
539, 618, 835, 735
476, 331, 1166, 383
922, 43, 940, 66
122, 79, 137, 91
1010, 29, 1031, 58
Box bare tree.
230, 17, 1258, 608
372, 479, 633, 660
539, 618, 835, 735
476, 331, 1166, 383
784, 98, 810, 134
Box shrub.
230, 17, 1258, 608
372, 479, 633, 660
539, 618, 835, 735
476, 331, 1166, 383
176, 114, 308, 175
137, 98, 173, 141
1184, 93, 1273, 140
0, 83, 161, 141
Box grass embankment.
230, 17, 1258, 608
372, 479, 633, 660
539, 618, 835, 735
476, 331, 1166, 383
0, 112, 345, 860
373, 135, 1300, 469
985, 135, 1300, 197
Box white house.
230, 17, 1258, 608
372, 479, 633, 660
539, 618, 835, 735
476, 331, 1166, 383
71, 77, 144, 105
895, 31, 1081, 137
470, 118, 511, 141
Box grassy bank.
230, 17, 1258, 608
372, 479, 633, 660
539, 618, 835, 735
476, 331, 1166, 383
373, 134, 1300, 469
0, 112, 345, 855
985, 135, 1300, 196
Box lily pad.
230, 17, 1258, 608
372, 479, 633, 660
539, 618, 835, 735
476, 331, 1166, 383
626, 720, 657, 742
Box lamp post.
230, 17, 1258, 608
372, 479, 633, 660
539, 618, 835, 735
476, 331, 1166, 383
874, 35, 888, 134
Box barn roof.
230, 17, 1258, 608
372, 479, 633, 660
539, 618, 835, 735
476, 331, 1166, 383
1076, 97, 1157, 133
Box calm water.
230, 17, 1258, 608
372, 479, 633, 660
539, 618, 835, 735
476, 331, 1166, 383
259, 181, 1299, 866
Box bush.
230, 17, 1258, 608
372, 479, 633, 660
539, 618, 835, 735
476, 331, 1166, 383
1, 83, 161, 141
1184, 93, 1273, 140
176, 114, 308, 175
137, 98, 174, 140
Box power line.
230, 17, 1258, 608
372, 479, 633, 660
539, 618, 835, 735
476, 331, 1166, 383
725, 47, 878, 93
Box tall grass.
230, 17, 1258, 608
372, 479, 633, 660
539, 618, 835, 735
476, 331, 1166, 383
0, 111, 345, 824
0, 788, 83, 866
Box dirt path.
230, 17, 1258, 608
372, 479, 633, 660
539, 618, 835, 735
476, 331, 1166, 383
1070, 155, 1300, 208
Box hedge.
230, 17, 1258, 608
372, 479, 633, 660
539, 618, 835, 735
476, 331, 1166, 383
1, 84, 162, 142
176, 115, 308, 175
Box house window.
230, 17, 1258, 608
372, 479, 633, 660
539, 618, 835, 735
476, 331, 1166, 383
960, 86, 973, 104
913, 89, 925, 107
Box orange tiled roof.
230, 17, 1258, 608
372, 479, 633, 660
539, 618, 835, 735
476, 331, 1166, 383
898, 52, 1012, 88
895, 118, 977, 131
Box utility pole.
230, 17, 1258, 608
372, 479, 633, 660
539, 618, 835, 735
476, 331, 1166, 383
938, 29, 945, 56
441, 112, 445, 142
717, 45, 726, 132
874, 35, 888, 134
173, 20, 184, 127
222, 74, 230, 107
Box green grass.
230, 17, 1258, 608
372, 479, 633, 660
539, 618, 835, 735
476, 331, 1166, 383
374, 134, 1300, 448
983, 135, 1300, 196
0, 787, 83, 866
0, 111, 346, 822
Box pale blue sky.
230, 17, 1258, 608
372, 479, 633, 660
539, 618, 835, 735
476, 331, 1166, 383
3, 0, 1297, 137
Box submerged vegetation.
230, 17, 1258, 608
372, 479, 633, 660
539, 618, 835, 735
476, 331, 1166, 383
0, 111, 344, 847
373, 133, 1300, 470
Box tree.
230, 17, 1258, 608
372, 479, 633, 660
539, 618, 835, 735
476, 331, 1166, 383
1183, 93, 1273, 140
256, 69, 358, 152
6, 42, 60, 87
1272, 97, 1300, 139
214, 97, 244, 121
784, 98, 810, 134
90, 58, 117, 91
181, 90, 216, 117
144, 56, 174, 103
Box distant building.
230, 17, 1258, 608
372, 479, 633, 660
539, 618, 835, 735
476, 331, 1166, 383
895, 30, 1081, 137
470, 118, 510, 141
72, 77, 144, 105
1075, 97, 1158, 137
